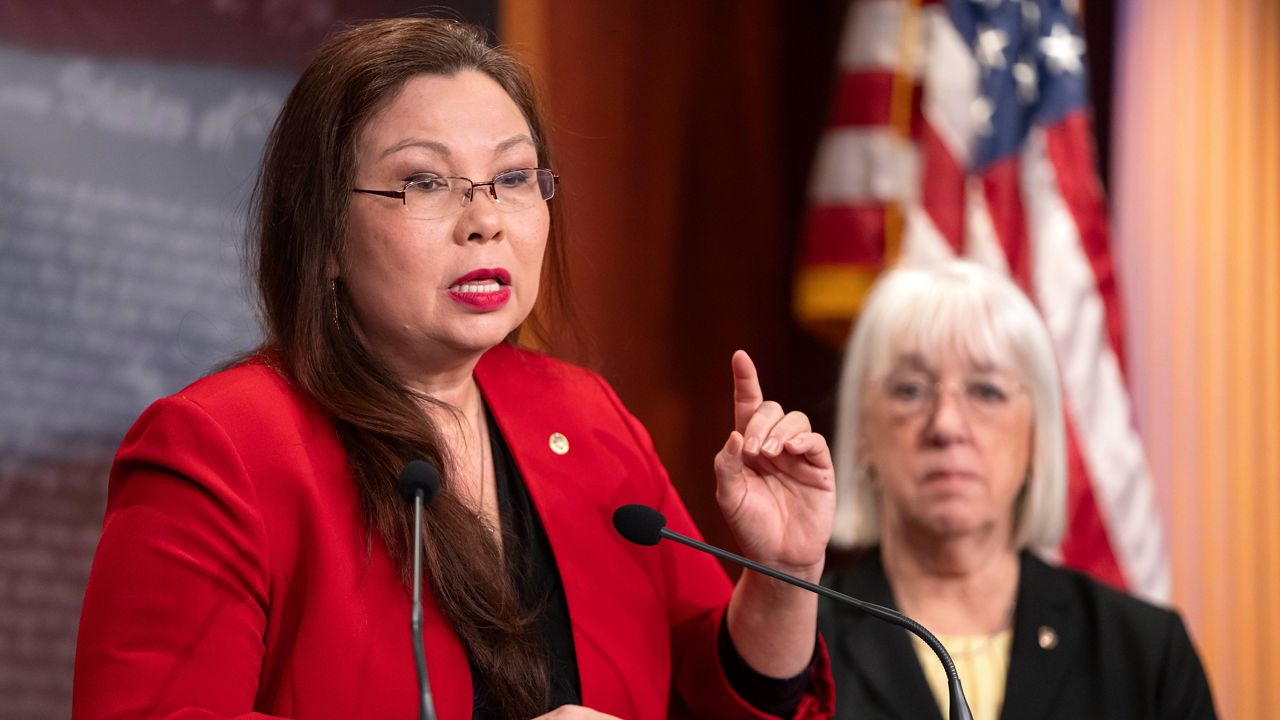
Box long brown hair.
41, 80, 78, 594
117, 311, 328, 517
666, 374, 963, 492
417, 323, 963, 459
248, 18, 568, 717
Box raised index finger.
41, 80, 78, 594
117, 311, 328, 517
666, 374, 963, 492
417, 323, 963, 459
731, 349, 764, 433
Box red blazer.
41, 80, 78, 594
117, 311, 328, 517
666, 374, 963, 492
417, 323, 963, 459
74, 343, 835, 720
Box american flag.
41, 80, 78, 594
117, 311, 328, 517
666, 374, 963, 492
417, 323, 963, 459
799, 0, 1169, 601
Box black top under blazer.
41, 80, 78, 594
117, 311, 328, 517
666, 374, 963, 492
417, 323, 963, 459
818, 549, 1218, 720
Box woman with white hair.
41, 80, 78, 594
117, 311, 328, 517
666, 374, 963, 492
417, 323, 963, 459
818, 260, 1216, 720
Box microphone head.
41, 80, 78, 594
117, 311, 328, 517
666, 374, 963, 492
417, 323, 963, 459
612, 504, 667, 546
398, 459, 441, 505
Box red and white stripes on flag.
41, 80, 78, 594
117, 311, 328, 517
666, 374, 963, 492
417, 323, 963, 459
799, 0, 1169, 602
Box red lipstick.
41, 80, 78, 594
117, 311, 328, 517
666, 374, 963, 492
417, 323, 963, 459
448, 267, 511, 311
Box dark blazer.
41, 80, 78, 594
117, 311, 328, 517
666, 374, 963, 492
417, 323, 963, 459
74, 344, 835, 720
819, 549, 1217, 720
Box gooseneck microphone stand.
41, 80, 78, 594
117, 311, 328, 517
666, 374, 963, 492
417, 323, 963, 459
612, 503, 974, 720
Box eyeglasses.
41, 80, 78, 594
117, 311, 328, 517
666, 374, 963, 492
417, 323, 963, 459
879, 372, 1027, 424
352, 167, 559, 220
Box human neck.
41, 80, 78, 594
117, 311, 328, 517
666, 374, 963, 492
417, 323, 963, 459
372, 341, 486, 415
409, 365, 483, 418
880, 524, 1020, 635
394, 349, 495, 524
349, 318, 492, 413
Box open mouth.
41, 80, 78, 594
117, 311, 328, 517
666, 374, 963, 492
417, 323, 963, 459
447, 267, 512, 310
449, 267, 511, 293
451, 278, 504, 294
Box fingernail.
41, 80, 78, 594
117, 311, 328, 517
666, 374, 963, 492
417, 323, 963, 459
763, 439, 780, 455
745, 437, 760, 454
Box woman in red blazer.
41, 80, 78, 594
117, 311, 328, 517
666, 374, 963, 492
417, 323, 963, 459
73, 17, 836, 720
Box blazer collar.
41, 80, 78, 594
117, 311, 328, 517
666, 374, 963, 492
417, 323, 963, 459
999, 550, 1080, 719
832, 549, 1084, 720
473, 344, 634, 711
831, 549, 945, 720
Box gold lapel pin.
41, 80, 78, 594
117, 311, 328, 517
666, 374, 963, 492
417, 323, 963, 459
1037, 625, 1058, 650
549, 432, 570, 455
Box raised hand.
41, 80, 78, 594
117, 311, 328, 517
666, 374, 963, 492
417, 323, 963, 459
714, 350, 835, 581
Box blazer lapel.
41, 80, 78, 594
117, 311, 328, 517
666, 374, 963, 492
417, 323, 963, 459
830, 552, 944, 720
999, 551, 1080, 719
475, 345, 665, 716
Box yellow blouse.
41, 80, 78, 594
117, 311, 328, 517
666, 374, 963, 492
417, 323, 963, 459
911, 629, 1013, 720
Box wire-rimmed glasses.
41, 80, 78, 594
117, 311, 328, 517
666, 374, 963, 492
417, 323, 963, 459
879, 372, 1028, 425
352, 167, 559, 220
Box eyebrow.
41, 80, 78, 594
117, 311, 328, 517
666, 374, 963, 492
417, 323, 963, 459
381, 138, 449, 159
379, 134, 535, 160
494, 134, 535, 154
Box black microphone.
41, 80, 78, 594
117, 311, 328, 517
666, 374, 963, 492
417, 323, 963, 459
612, 504, 974, 720
399, 460, 442, 720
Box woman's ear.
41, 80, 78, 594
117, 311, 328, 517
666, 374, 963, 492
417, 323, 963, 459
326, 255, 339, 279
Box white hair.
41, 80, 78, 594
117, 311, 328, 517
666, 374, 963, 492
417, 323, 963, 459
829, 260, 1066, 551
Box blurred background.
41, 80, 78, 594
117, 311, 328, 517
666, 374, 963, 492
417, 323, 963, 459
0, 0, 1275, 718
